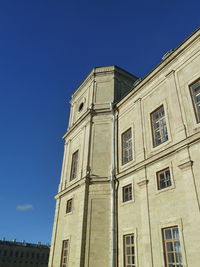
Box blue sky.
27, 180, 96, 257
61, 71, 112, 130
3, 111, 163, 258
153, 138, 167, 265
0, 0, 199, 244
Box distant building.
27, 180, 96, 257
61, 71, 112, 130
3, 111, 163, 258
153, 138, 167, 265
0, 239, 50, 267
49, 28, 200, 267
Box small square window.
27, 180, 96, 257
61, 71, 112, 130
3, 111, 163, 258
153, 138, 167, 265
122, 184, 132, 202
189, 79, 200, 123
157, 168, 172, 190
151, 105, 168, 147
66, 199, 73, 213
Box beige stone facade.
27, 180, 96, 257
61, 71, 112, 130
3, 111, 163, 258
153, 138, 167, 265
49, 28, 200, 267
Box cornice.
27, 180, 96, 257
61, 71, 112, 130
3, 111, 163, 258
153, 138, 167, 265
70, 65, 138, 102
55, 177, 89, 199
117, 28, 200, 108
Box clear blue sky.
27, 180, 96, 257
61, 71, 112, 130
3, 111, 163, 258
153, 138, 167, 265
0, 0, 199, 245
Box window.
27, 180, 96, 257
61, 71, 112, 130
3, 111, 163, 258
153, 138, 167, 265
122, 128, 133, 165
66, 199, 73, 213
78, 102, 84, 112
123, 184, 132, 202
60, 240, 69, 267
151, 105, 168, 147
70, 150, 79, 180
190, 79, 200, 123
124, 234, 136, 267
157, 168, 172, 190
162, 226, 183, 267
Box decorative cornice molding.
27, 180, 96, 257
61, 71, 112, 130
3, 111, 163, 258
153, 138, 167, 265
178, 160, 193, 170
137, 178, 149, 187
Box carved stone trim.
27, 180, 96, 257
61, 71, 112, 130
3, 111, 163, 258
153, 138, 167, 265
178, 160, 193, 170
137, 178, 149, 187
165, 69, 175, 78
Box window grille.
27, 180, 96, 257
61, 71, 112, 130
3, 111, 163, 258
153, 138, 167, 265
124, 234, 136, 267
157, 168, 172, 190
162, 226, 183, 267
151, 105, 168, 147
66, 199, 73, 213
70, 150, 79, 180
122, 128, 133, 165
123, 184, 132, 202
60, 240, 69, 267
190, 79, 200, 123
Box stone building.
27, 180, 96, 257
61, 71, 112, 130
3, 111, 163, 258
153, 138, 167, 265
48, 28, 200, 267
0, 239, 50, 267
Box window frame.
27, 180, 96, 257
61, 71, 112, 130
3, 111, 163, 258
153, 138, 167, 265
122, 184, 133, 203
189, 78, 200, 123
156, 167, 172, 190
121, 128, 133, 165
60, 239, 69, 267
162, 226, 183, 267
70, 150, 79, 181
123, 233, 136, 267
150, 105, 169, 148
66, 198, 73, 214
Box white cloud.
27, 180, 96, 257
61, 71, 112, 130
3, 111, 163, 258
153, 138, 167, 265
16, 204, 33, 211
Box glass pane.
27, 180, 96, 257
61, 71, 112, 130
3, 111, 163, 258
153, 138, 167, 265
175, 252, 182, 263
195, 93, 200, 103
126, 236, 131, 245
126, 247, 131, 254
127, 256, 131, 264
160, 173, 165, 180
174, 241, 181, 252
167, 242, 173, 252
173, 228, 179, 239
160, 180, 165, 189
130, 235, 134, 244
132, 256, 135, 264
168, 253, 175, 263
192, 83, 200, 92
165, 229, 172, 239
131, 246, 135, 254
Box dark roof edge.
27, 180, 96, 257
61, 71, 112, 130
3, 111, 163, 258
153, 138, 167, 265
116, 26, 200, 107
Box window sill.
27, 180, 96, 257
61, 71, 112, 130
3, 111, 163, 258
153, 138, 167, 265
120, 199, 135, 207
64, 211, 73, 217
155, 184, 175, 195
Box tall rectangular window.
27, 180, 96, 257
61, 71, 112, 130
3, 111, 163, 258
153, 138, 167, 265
157, 168, 172, 190
124, 234, 136, 267
60, 240, 69, 267
70, 150, 79, 180
190, 79, 200, 123
162, 226, 183, 267
66, 199, 73, 213
122, 184, 132, 202
151, 105, 168, 147
122, 128, 133, 165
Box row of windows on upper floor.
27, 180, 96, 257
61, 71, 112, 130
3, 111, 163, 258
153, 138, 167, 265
65, 167, 173, 215
0, 259, 48, 265
122, 78, 200, 164
60, 225, 184, 267
0, 249, 49, 260
67, 78, 200, 181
